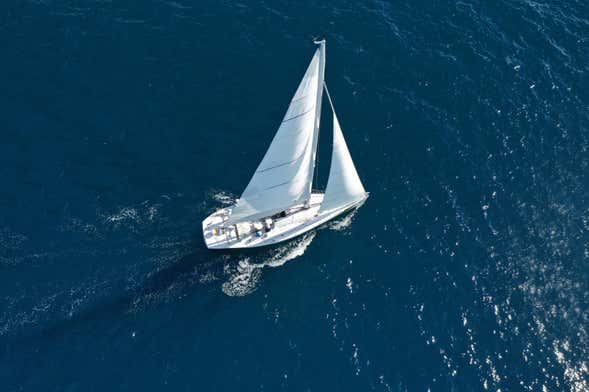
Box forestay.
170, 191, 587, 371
319, 91, 367, 213
227, 45, 324, 224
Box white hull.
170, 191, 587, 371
202, 193, 367, 249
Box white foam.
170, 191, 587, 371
346, 277, 354, 294
265, 232, 316, 267
221, 257, 262, 297
329, 209, 357, 231
210, 190, 236, 206
104, 207, 138, 224
553, 339, 589, 392
221, 233, 315, 297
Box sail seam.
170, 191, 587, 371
282, 107, 314, 123
290, 93, 310, 104
250, 175, 305, 194
256, 153, 304, 173
256, 132, 312, 173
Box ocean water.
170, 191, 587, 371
2, 0, 589, 390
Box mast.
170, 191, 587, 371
308, 39, 326, 203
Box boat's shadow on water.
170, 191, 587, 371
7, 239, 235, 346
6, 210, 354, 346
7, 233, 307, 346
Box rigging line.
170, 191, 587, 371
313, 81, 335, 190
323, 81, 336, 114
313, 121, 320, 190
312, 82, 328, 190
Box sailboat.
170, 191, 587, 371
202, 40, 368, 249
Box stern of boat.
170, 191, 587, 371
202, 208, 233, 249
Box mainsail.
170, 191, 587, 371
319, 85, 367, 213
227, 43, 325, 224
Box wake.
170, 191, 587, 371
221, 232, 316, 297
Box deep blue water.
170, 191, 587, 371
2, 0, 589, 390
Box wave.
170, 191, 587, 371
0, 228, 28, 266
265, 232, 316, 267
328, 209, 358, 232
209, 189, 237, 206
221, 232, 316, 297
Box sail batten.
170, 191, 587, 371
282, 107, 314, 123
290, 94, 311, 104
256, 141, 310, 173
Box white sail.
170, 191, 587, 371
320, 98, 366, 213
227, 45, 324, 224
